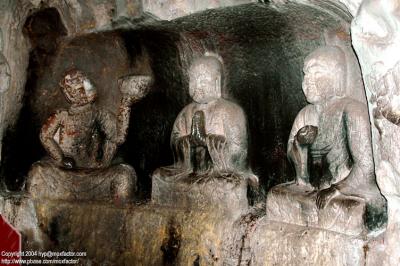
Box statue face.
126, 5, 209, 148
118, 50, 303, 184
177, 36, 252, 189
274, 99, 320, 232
302, 59, 337, 104
189, 60, 222, 104
61, 70, 97, 105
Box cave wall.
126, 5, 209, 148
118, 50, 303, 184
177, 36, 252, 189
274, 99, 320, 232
3, 0, 398, 265
0, 1, 361, 195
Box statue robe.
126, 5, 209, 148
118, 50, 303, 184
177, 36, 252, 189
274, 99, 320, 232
171, 98, 248, 174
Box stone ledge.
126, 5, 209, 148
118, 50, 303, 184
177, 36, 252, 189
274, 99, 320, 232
12, 198, 242, 265
0, 193, 386, 265
266, 183, 367, 236
248, 218, 373, 266
152, 174, 249, 219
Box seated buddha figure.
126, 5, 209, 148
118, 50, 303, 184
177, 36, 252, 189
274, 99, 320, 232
27, 69, 151, 205
266, 46, 386, 235
153, 53, 257, 187
288, 46, 385, 210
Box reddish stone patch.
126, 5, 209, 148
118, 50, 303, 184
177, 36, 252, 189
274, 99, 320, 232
0, 214, 21, 266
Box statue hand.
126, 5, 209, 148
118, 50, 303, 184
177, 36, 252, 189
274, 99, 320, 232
316, 186, 340, 209
62, 156, 76, 169
207, 134, 226, 152
296, 125, 318, 145
176, 135, 191, 152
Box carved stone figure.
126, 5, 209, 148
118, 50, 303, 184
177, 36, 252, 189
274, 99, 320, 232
266, 46, 386, 235
152, 54, 256, 214
155, 54, 256, 183
27, 69, 151, 204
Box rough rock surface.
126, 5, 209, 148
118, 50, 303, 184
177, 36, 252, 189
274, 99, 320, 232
31, 199, 243, 265
142, 0, 256, 20
152, 176, 249, 219
0, 0, 397, 265
248, 218, 370, 266
352, 0, 400, 264
266, 183, 369, 236
0, 192, 386, 265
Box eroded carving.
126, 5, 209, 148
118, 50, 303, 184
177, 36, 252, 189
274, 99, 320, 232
267, 46, 386, 235
152, 54, 256, 213
27, 69, 151, 204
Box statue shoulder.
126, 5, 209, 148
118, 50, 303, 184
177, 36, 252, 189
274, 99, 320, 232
217, 99, 245, 116
342, 97, 368, 118
177, 102, 196, 116
294, 104, 318, 126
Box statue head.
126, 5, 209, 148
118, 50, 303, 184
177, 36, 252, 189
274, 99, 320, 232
302, 46, 347, 104
189, 53, 223, 104
60, 69, 97, 106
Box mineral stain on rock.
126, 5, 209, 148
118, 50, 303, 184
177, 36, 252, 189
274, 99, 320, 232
161, 219, 182, 266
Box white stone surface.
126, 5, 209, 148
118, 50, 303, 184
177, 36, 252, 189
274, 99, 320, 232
142, 0, 256, 20
352, 0, 400, 264
266, 183, 367, 236
248, 218, 368, 266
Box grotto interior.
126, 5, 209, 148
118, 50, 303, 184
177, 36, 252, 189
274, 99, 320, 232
0, 0, 399, 265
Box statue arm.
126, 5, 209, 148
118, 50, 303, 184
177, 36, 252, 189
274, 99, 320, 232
115, 95, 135, 145
224, 107, 248, 171
287, 107, 314, 183
40, 112, 64, 163
170, 108, 191, 167
335, 104, 375, 193
97, 109, 118, 166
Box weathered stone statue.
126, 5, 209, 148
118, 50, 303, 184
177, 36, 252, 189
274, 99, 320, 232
27, 69, 151, 204
267, 46, 386, 235
152, 54, 256, 214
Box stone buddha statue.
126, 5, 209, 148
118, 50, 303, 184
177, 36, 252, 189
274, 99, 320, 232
152, 54, 256, 213
27, 69, 152, 205
154, 54, 256, 183
267, 46, 386, 235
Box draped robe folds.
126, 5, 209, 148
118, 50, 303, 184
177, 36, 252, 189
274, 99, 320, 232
166, 98, 248, 179
288, 97, 384, 203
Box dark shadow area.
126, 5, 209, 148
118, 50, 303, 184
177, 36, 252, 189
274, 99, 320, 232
0, 8, 67, 190
120, 29, 189, 198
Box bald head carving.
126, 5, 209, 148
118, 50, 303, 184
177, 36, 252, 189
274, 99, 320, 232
302, 46, 347, 104
189, 55, 224, 104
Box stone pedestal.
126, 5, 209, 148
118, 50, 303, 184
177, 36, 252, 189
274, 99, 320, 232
27, 160, 136, 203
266, 183, 368, 236
248, 218, 374, 266
152, 172, 249, 218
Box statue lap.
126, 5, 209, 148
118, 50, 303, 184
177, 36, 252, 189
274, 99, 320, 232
27, 159, 136, 204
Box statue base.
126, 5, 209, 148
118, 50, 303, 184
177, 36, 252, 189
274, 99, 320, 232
27, 159, 137, 204
1, 193, 385, 265
266, 183, 385, 236
151, 169, 249, 218
248, 218, 382, 266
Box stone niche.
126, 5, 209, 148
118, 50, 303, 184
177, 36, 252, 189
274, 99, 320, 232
0, 1, 387, 266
